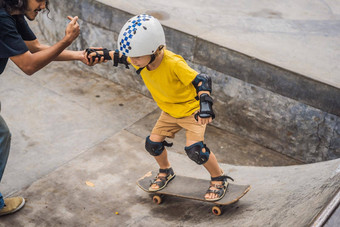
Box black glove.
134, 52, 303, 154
85, 48, 112, 62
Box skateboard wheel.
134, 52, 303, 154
212, 206, 222, 216
152, 195, 163, 204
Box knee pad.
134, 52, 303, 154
145, 136, 173, 156
184, 141, 210, 165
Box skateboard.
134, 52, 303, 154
137, 171, 251, 215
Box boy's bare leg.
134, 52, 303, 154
149, 134, 171, 190
203, 152, 222, 176
204, 153, 225, 200
153, 148, 171, 169
203, 153, 225, 200
187, 140, 223, 200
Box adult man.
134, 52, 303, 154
0, 0, 86, 216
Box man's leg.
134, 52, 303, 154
0, 114, 11, 184
0, 114, 25, 216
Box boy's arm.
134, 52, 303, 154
192, 74, 215, 125
85, 48, 130, 68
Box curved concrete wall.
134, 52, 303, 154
35, 0, 339, 163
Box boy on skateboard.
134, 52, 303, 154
86, 14, 233, 201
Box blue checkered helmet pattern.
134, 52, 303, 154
117, 14, 165, 57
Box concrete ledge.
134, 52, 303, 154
193, 39, 340, 117
160, 25, 340, 117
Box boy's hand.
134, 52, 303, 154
197, 116, 213, 125
195, 93, 215, 125
84, 47, 107, 66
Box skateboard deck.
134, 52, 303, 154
137, 171, 251, 215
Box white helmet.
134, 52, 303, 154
117, 14, 165, 57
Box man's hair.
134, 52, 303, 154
0, 0, 49, 14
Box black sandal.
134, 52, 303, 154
205, 174, 234, 201
149, 167, 176, 192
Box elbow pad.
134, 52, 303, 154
192, 73, 212, 94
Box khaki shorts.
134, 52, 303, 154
151, 111, 206, 141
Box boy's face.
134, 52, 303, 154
25, 0, 47, 21
129, 55, 152, 68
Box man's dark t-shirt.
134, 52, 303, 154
0, 8, 36, 74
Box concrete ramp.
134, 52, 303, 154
0, 130, 339, 226
0, 63, 339, 226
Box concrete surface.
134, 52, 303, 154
0, 0, 339, 226
0, 61, 339, 226
35, 0, 340, 164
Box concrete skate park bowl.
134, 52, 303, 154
1, 0, 339, 226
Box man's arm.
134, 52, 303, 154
26, 39, 85, 62
10, 16, 80, 75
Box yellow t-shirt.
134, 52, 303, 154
130, 50, 199, 118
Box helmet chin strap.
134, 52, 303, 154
136, 54, 156, 75
136, 46, 164, 75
